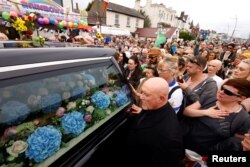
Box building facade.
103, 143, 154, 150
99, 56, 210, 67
88, 0, 144, 33
134, 0, 190, 31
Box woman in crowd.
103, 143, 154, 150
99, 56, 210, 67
114, 51, 125, 72
183, 79, 250, 155
124, 55, 142, 89
229, 58, 250, 111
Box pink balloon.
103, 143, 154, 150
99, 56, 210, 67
54, 19, 58, 26
62, 21, 68, 27
9, 11, 18, 18
43, 17, 49, 25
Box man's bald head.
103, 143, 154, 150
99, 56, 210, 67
140, 77, 169, 110
209, 59, 222, 71
143, 77, 169, 98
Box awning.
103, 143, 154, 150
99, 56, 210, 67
92, 26, 131, 36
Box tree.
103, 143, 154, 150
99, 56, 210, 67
179, 31, 196, 41
139, 10, 151, 28
158, 22, 171, 28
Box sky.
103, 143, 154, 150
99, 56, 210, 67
81, 0, 250, 39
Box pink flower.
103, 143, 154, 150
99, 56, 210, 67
56, 107, 66, 117
84, 114, 92, 122
3, 126, 17, 140
101, 87, 109, 93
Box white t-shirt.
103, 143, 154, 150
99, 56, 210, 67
212, 75, 223, 89
168, 80, 183, 114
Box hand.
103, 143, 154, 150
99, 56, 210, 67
242, 134, 250, 151
205, 106, 229, 119
129, 104, 142, 114
178, 79, 189, 90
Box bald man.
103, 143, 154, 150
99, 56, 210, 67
126, 77, 184, 167
207, 60, 223, 88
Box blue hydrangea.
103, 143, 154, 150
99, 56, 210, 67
0, 101, 30, 125
25, 126, 61, 163
71, 86, 86, 100
114, 91, 128, 107
91, 91, 110, 109
121, 85, 131, 96
40, 94, 62, 113
61, 111, 86, 136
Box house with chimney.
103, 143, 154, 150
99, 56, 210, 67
87, 0, 144, 34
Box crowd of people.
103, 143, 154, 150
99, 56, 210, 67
109, 36, 250, 166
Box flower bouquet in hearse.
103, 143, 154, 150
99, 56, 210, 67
0, 69, 131, 166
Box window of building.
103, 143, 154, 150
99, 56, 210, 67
126, 17, 130, 27
52, 0, 63, 6
71, 0, 80, 13
115, 14, 119, 26
136, 18, 139, 27
171, 15, 173, 21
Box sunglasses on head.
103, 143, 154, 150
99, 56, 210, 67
221, 85, 241, 97
189, 58, 201, 67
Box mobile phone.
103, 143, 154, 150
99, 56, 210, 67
177, 76, 184, 83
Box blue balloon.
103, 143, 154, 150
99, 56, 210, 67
49, 18, 55, 25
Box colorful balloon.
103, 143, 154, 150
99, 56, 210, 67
9, 11, 18, 18
37, 18, 44, 25
68, 22, 73, 28
43, 17, 49, 25
74, 22, 78, 28
49, 18, 55, 25
58, 21, 64, 29
2, 12, 10, 20
54, 19, 58, 26
62, 21, 68, 27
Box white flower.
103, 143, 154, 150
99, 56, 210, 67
86, 106, 95, 113
107, 91, 114, 98
7, 140, 28, 157
67, 102, 77, 111
106, 109, 111, 115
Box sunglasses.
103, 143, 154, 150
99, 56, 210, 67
148, 55, 156, 59
189, 58, 201, 67
221, 85, 241, 97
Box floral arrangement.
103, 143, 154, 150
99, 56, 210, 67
25, 126, 62, 163
91, 91, 110, 109
0, 71, 131, 166
61, 111, 86, 136
71, 86, 86, 100
114, 91, 129, 107
12, 17, 28, 32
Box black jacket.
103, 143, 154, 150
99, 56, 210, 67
126, 103, 185, 167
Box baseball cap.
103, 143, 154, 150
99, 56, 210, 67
148, 47, 161, 55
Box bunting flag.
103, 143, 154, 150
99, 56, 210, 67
154, 31, 166, 47
103, 0, 109, 12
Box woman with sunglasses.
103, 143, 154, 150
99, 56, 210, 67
183, 79, 250, 155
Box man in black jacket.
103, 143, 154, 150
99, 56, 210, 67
126, 77, 184, 167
